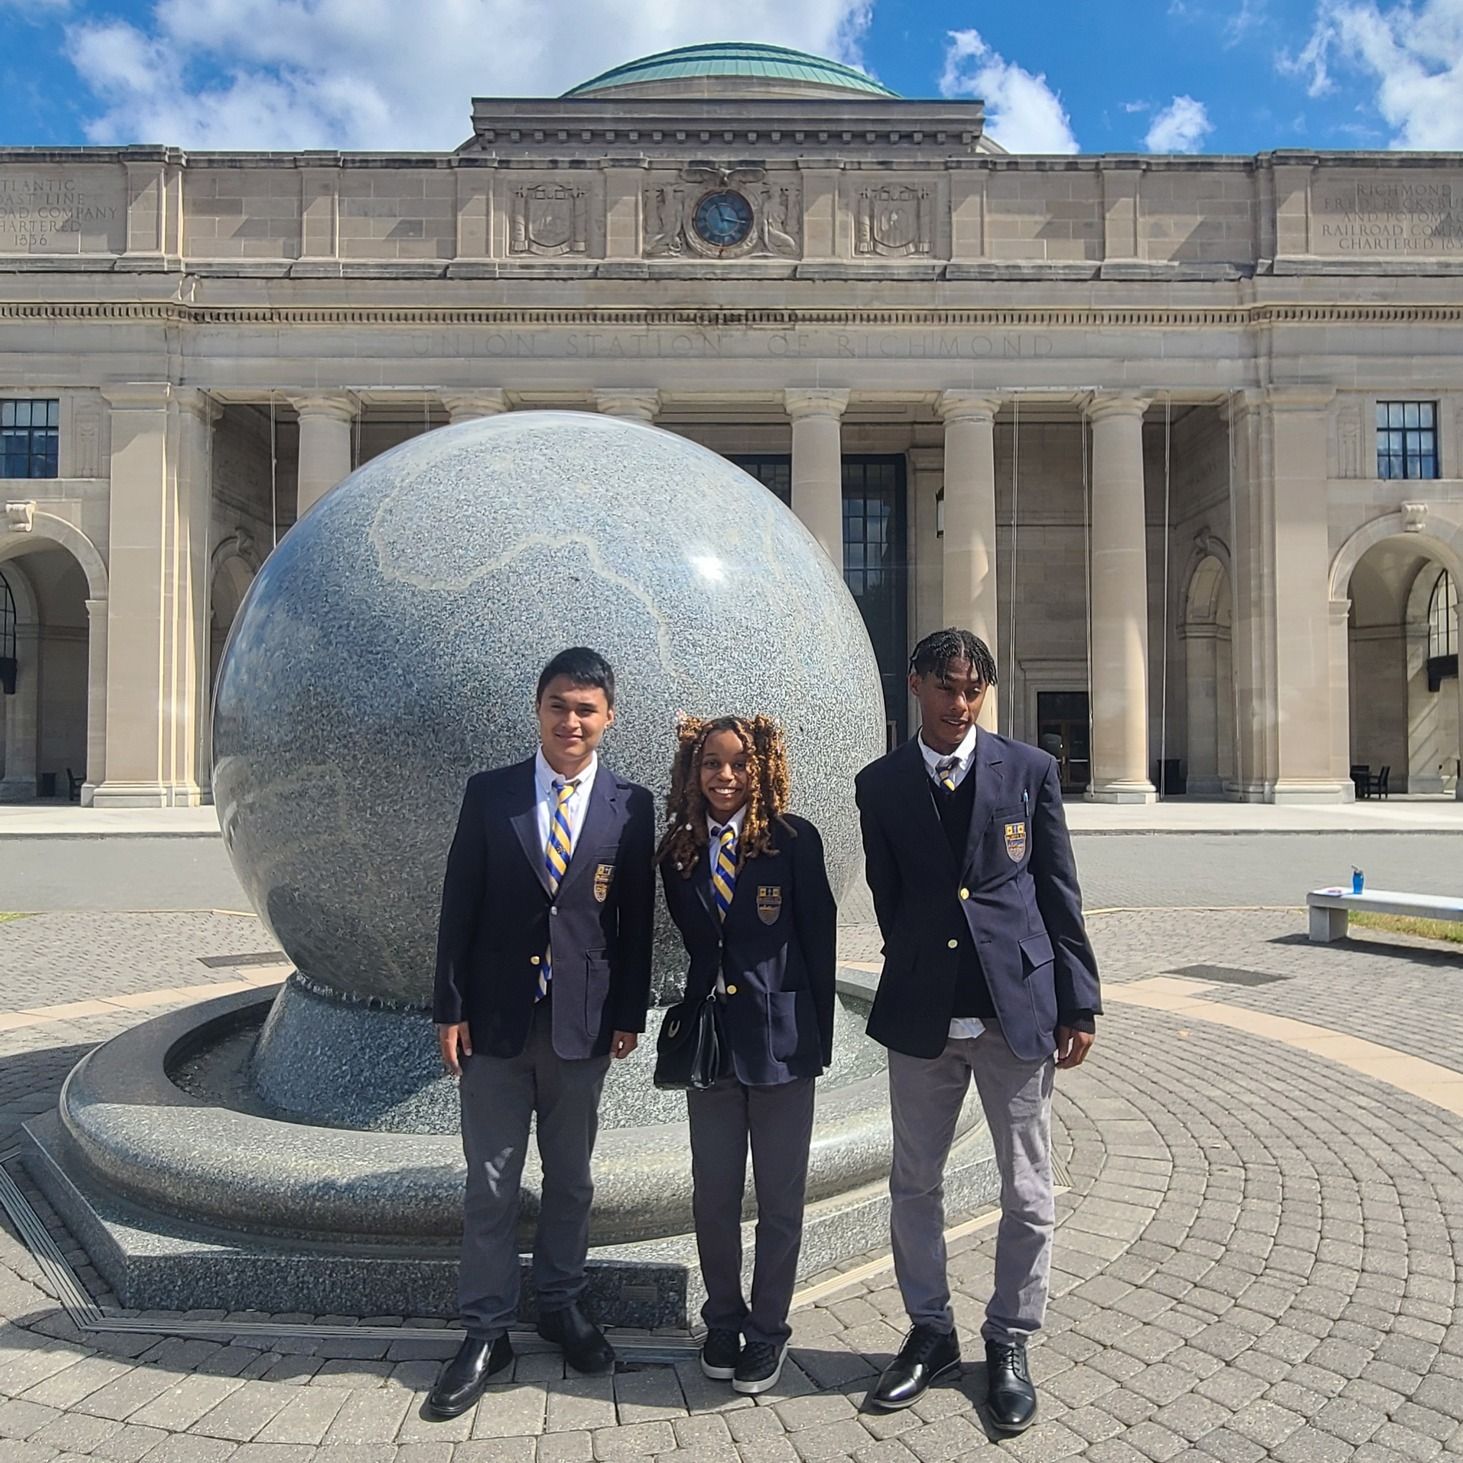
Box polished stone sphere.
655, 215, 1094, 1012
212, 410, 886, 1008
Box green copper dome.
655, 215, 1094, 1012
565, 42, 897, 101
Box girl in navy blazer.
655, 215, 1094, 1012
657, 715, 837, 1395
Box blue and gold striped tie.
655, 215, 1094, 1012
711, 824, 738, 922
936, 757, 959, 793
539, 778, 578, 1000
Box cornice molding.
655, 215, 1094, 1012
3, 301, 1463, 331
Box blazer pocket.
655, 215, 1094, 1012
1019, 931, 1054, 977
584, 952, 610, 1029
765, 990, 807, 1063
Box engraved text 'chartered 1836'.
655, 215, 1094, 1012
1317, 182, 1463, 254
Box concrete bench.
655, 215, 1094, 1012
1307, 887, 1463, 943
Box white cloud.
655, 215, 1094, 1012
64, 0, 875, 150
1144, 94, 1214, 152
1282, 0, 1463, 148
939, 28, 1078, 153
1224, 0, 1268, 45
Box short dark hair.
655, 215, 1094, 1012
909, 628, 998, 687
536, 647, 616, 707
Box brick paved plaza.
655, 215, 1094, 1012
5, 844, 1463, 1461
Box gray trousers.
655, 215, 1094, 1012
686, 1076, 815, 1348
457, 1001, 611, 1340
887, 1026, 1055, 1345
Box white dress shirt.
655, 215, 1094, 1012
705, 805, 747, 992
918, 726, 986, 1043
534, 747, 599, 861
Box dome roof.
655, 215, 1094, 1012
565, 41, 897, 101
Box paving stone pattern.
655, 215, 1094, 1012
3, 905, 1463, 1457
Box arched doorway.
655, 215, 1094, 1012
0, 548, 91, 801
1335, 520, 1463, 797
1182, 552, 1236, 797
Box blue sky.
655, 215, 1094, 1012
0, 0, 1460, 154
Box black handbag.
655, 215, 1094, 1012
653, 989, 729, 1090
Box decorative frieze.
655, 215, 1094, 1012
509, 183, 588, 256
855, 184, 931, 257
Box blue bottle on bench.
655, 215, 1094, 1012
1352, 867, 1365, 894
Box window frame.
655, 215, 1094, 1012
0, 397, 61, 480
1426, 568, 1458, 692
1375, 399, 1440, 482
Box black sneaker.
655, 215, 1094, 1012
700, 1327, 741, 1381
733, 1340, 787, 1395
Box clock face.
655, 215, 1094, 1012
692, 190, 755, 250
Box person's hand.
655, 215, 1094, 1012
611, 1031, 639, 1060
1055, 1027, 1094, 1070
438, 1021, 473, 1076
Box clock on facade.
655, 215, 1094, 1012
692, 189, 755, 249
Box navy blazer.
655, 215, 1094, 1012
660, 814, 837, 1086
434, 757, 656, 1061
856, 732, 1101, 1063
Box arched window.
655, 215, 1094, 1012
1427, 569, 1458, 691
0, 569, 15, 695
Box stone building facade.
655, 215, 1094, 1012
0, 41, 1460, 806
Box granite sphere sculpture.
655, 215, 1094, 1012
212, 410, 886, 1015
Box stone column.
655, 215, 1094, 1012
440, 390, 508, 425
1086, 394, 1156, 802
81, 596, 107, 805
593, 389, 660, 424
95, 384, 213, 807
785, 388, 848, 567
291, 393, 357, 518
939, 391, 1001, 730
1329, 598, 1354, 800
0, 622, 39, 801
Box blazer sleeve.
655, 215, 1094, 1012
609, 783, 657, 1034
791, 818, 839, 1070
1029, 754, 1102, 1021
433, 774, 486, 1025
855, 769, 901, 950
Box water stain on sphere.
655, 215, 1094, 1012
212, 411, 886, 1008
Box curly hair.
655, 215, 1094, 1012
655, 714, 795, 877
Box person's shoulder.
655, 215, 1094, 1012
604, 768, 654, 805
855, 742, 905, 788
990, 733, 1057, 776
779, 812, 821, 839
466, 758, 529, 795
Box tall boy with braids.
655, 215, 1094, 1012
856, 628, 1101, 1433
657, 715, 837, 1395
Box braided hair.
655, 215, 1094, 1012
909, 627, 999, 687
655, 714, 795, 877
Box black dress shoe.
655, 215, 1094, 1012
985, 1340, 1037, 1433
699, 1327, 741, 1381
425, 1335, 512, 1419
537, 1301, 616, 1374
865, 1325, 961, 1411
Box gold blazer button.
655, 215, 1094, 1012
725, 983, 738, 995
947, 939, 959, 950
530, 955, 541, 966
959, 887, 970, 900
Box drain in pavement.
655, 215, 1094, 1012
1167, 963, 1288, 987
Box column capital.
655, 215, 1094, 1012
784, 387, 849, 422
100, 383, 172, 412
1084, 392, 1151, 424
175, 388, 222, 425
1328, 597, 1352, 623
1266, 385, 1337, 413
440, 390, 509, 423
288, 392, 359, 424
593, 389, 660, 423
85, 597, 108, 619
938, 391, 1001, 425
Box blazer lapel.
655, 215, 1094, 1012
507, 758, 551, 896
555, 766, 619, 899
693, 842, 720, 927
961, 733, 1004, 881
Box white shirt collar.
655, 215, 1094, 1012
706, 804, 747, 842
535, 746, 598, 795
918, 724, 977, 777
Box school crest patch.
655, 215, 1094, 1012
1003, 821, 1028, 863
593, 862, 615, 903
757, 885, 783, 925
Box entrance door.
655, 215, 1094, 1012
1037, 691, 1090, 793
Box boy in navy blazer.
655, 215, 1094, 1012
427, 648, 655, 1420
856, 628, 1100, 1433
658, 715, 837, 1395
